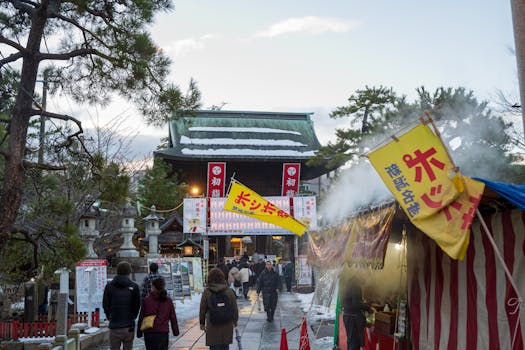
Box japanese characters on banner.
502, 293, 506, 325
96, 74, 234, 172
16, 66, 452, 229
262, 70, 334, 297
282, 163, 301, 196
368, 123, 459, 220
75, 260, 107, 320
293, 196, 317, 230
224, 181, 307, 236
183, 197, 207, 234
207, 162, 226, 198
209, 197, 291, 235
368, 122, 484, 260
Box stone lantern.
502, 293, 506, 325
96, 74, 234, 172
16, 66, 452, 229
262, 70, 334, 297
79, 206, 99, 258
144, 205, 163, 257
117, 202, 139, 257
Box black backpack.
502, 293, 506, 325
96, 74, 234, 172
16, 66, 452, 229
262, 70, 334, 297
208, 289, 234, 325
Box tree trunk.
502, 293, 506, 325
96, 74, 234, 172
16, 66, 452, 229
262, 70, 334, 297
0, 6, 47, 250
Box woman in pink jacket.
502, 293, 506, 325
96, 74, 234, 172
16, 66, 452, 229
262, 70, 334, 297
137, 278, 179, 350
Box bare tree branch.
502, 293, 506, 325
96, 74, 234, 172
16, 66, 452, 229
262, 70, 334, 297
8, 0, 36, 16
37, 48, 114, 62
0, 148, 9, 158
0, 34, 28, 52
30, 109, 82, 125
0, 52, 24, 67
23, 160, 67, 171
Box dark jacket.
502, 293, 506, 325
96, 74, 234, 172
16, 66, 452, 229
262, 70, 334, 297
199, 283, 239, 346
283, 262, 293, 279
137, 291, 179, 337
342, 283, 368, 347
102, 275, 141, 329
256, 268, 280, 294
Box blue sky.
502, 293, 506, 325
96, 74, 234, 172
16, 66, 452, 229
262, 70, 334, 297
50, 0, 519, 157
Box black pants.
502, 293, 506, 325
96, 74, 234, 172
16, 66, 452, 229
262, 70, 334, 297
242, 282, 249, 298
285, 277, 292, 292
262, 290, 278, 320
343, 314, 363, 350
144, 332, 169, 350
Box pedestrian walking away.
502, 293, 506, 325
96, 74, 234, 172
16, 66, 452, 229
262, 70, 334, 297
238, 262, 251, 299
103, 261, 141, 350
200, 268, 239, 350
137, 278, 179, 350
141, 262, 164, 300
256, 261, 281, 322
283, 259, 293, 293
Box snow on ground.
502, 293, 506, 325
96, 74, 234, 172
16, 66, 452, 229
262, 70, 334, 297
296, 292, 336, 349
173, 293, 202, 322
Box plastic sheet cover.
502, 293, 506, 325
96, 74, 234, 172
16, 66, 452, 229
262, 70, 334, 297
307, 205, 395, 269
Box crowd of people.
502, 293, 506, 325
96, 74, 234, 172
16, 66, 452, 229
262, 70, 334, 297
101, 255, 294, 350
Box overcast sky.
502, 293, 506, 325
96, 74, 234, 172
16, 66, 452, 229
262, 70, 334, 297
46, 0, 519, 159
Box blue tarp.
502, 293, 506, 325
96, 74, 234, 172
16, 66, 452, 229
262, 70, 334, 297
474, 178, 525, 211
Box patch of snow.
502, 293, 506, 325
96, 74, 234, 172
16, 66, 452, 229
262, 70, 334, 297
180, 136, 306, 147
18, 336, 55, 343
312, 336, 335, 349
181, 148, 316, 157
84, 327, 100, 334
188, 126, 301, 135
173, 293, 202, 321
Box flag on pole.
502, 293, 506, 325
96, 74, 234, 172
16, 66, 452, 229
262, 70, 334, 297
224, 180, 307, 236
368, 123, 460, 219
367, 121, 484, 260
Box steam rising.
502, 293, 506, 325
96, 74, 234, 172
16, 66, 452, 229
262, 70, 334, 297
319, 162, 391, 226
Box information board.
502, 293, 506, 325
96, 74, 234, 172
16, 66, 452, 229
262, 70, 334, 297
75, 260, 107, 321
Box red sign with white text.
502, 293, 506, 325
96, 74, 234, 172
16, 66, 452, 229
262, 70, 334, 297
207, 162, 226, 198
281, 163, 301, 197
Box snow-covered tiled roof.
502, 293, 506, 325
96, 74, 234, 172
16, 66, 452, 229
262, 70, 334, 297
155, 110, 322, 161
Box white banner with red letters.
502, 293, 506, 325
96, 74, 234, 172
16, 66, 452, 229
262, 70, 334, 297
281, 163, 301, 197
207, 162, 226, 198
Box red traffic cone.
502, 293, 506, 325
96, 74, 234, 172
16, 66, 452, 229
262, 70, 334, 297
299, 317, 311, 350
280, 328, 289, 350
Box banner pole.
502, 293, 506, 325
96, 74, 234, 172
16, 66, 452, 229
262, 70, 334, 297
422, 111, 460, 174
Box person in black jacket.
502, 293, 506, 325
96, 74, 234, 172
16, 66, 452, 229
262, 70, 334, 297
256, 261, 281, 322
342, 276, 373, 350
103, 261, 141, 350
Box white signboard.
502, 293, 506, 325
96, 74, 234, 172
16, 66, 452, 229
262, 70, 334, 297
183, 197, 207, 234
295, 255, 312, 285
293, 196, 317, 230
75, 260, 107, 320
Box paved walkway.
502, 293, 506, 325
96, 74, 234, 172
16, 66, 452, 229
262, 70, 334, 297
98, 289, 311, 350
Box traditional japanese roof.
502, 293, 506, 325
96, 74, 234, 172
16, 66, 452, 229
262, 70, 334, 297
155, 110, 322, 162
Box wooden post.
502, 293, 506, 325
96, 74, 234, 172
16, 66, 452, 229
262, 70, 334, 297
511, 0, 525, 134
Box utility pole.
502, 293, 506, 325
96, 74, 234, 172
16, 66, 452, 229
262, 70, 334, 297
511, 0, 525, 134
38, 70, 48, 164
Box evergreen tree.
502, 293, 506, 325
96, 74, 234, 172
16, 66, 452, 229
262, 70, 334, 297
0, 1, 200, 252
308, 86, 397, 169
137, 158, 187, 212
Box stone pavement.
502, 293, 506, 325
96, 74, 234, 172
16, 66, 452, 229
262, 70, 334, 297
97, 289, 312, 350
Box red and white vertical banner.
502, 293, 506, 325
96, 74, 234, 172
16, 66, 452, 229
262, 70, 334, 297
282, 163, 301, 197
207, 162, 226, 198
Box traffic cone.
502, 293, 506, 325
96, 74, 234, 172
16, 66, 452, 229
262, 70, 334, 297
280, 328, 289, 350
299, 317, 311, 350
